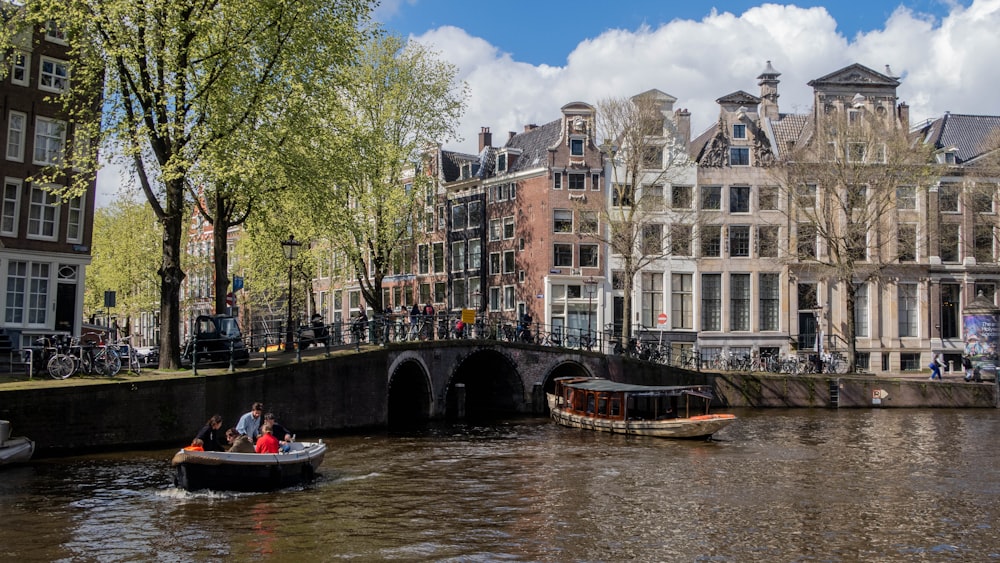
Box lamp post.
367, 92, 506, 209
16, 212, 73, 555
281, 235, 302, 352
584, 276, 598, 348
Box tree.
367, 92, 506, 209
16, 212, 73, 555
85, 200, 161, 334
778, 107, 939, 372
596, 91, 696, 348
34, 0, 372, 368
278, 34, 466, 313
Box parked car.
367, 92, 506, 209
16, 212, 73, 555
135, 346, 159, 366
180, 315, 250, 367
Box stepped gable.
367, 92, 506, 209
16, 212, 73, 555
505, 119, 561, 173
919, 113, 1000, 163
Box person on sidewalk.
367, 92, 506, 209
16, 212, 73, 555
929, 353, 943, 380
963, 354, 975, 381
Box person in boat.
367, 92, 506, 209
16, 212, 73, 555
236, 402, 264, 442
183, 438, 205, 451
263, 412, 293, 443
255, 422, 280, 454
194, 414, 225, 451
226, 427, 255, 453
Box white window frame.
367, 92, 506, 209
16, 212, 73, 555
1, 178, 21, 237
38, 56, 69, 93
569, 137, 585, 156
11, 52, 29, 86
66, 197, 84, 244
27, 184, 60, 241
7, 111, 26, 162
45, 21, 68, 44
33, 117, 66, 166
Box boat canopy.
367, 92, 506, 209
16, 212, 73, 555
556, 377, 713, 400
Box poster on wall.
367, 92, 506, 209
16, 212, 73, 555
963, 313, 999, 380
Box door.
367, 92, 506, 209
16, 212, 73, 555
55, 282, 76, 334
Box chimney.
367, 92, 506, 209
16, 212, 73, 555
508, 131, 517, 142
675, 108, 691, 153
524, 124, 538, 132
757, 60, 781, 120
478, 127, 492, 152
897, 102, 909, 130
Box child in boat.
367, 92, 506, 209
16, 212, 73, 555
226, 428, 255, 453
255, 422, 280, 454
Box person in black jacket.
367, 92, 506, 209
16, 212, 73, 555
194, 414, 225, 451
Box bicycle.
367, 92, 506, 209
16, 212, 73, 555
115, 336, 142, 375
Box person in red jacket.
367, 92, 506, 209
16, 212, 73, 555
255, 423, 280, 454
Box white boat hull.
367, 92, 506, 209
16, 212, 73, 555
171, 441, 327, 492
0, 436, 35, 465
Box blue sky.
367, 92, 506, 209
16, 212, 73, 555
379, 1, 969, 67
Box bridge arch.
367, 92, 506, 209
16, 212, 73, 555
387, 353, 433, 428
540, 360, 595, 407
446, 347, 525, 420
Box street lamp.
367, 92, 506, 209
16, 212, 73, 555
584, 276, 598, 348
281, 235, 302, 352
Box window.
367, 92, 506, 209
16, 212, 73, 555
758, 225, 779, 258
642, 147, 663, 169
898, 283, 918, 337
468, 200, 482, 228
854, 283, 869, 338
641, 272, 663, 328
7, 111, 26, 162
432, 242, 444, 273
759, 273, 780, 331
11, 53, 29, 86
701, 274, 721, 331
39, 56, 69, 93
641, 224, 662, 255
939, 183, 959, 212
453, 279, 467, 309
45, 21, 67, 43
612, 184, 633, 206
434, 282, 446, 303
672, 185, 692, 209
553, 172, 562, 190
974, 223, 994, 262
503, 216, 515, 239
940, 223, 960, 262
972, 185, 995, 214
553, 209, 573, 233
729, 225, 750, 257
758, 186, 778, 211
847, 185, 867, 209
701, 225, 721, 257
941, 283, 960, 339
701, 186, 721, 210
451, 204, 467, 230
489, 252, 501, 275
570, 138, 584, 156
643, 184, 664, 211
798, 282, 818, 310
503, 250, 515, 274
33, 117, 66, 166
579, 244, 598, 268
437, 205, 446, 230
729, 147, 750, 166
797, 223, 816, 259
568, 173, 585, 190
671, 274, 693, 329
451, 241, 466, 272
592, 174, 601, 191
468, 239, 481, 269
896, 186, 916, 210
27, 185, 59, 240
898, 224, 917, 262
2, 179, 21, 236
847, 223, 868, 261
4, 261, 49, 325
489, 287, 501, 311
730, 273, 751, 331
900, 353, 921, 371
504, 286, 515, 310
496, 153, 506, 173
733, 124, 746, 139
578, 211, 598, 234
489, 219, 502, 241
67, 197, 84, 243
975, 283, 996, 302
553, 244, 573, 267
729, 186, 750, 213
796, 184, 817, 208
670, 224, 692, 256
847, 142, 866, 163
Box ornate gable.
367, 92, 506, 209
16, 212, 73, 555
807, 63, 900, 89
716, 90, 761, 106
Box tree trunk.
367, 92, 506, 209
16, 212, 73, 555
158, 178, 186, 369
843, 277, 858, 373
212, 202, 231, 315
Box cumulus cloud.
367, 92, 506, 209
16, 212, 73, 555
407, 0, 1000, 154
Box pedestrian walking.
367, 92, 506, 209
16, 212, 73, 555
929, 353, 943, 380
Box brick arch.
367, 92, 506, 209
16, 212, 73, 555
444, 347, 526, 419
387, 355, 433, 428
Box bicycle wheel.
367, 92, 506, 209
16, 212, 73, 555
129, 351, 142, 375
104, 351, 122, 376
47, 353, 76, 379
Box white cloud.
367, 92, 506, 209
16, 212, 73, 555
409, 0, 1000, 154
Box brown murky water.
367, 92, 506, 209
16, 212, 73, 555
2, 409, 999, 561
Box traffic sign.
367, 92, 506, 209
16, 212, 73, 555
657, 312, 668, 325
226, 292, 235, 306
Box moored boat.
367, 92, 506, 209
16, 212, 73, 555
0, 420, 34, 466
547, 377, 735, 439
171, 441, 326, 492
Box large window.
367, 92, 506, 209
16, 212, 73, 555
432, 242, 444, 273
758, 225, 779, 258
759, 273, 780, 331
641, 272, 663, 328
701, 274, 721, 331
468, 200, 482, 228
503, 216, 515, 239
553, 209, 573, 233
797, 223, 816, 259
939, 183, 959, 212
730, 186, 750, 213
730, 273, 751, 331
729, 225, 750, 257
468, 239, 481, 269
898, 224, 917, 262
896, 185, 916, 210
489, 219, 502, 241
451, 241, 466, 272
672, 185, 692, 209
671, 274, 693, 329
568, 173, 585, 190
974, 223, 994, 263
670, 224, 692, 256
33, 117, 66, 166
854, 283, 869, 338
579, 244, 598, 268
642, 224, 662, 255
612, 184, 633, 207
578, 211, 598, 234
5, 261, 49, 325
1, 178, 20, 236
554, 244, 573, 267
39, 56, 69, 93
451, 204, 467, 230
898, 283, 918, 337
417, 244, 429, 274
6, 111, 26, 162
701, 225, 721, 257
759, 186, 778, 211
489, 252, 501, 275
27, 185, 59, 240
729, 147, 750, 166
940, 223, 960, 262
701, 186, 721, 210
503, 250, 515, 274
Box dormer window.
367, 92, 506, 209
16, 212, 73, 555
570, 138, 584, 156
732, 124, 746, 139
496, 152, 506, 173
45, 21, 67, 44
938, 150, 957, 165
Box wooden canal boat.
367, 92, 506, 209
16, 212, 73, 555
547, 377, 735, 439
171, 441, 326, 492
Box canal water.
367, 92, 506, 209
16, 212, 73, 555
2, 408, 999, 561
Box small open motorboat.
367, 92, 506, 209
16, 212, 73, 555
547, 376, 736, 439
171, 441, 327, 492
0, 420, 34, 466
